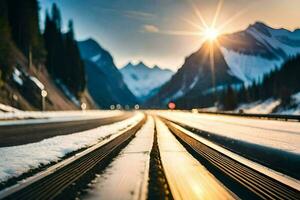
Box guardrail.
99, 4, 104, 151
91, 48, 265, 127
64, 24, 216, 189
194, 110, 300, 122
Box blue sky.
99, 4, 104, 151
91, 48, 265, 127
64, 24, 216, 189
39, 0, 300, 70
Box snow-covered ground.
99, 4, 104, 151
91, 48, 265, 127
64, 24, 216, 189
0, 106, 125, 121
0, 103, 21, 113
237, 98, 281, 114
121, 62, 173, 100
0, 112, 144, 183
236, 92, 300, 114
170, 122, 300, 191
82, 116, 154, 200
277, 92, 300, 115
156, 111, 300, 155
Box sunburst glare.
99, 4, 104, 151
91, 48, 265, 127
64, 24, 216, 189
204, 27, 219, 41
158, 0, 254, 92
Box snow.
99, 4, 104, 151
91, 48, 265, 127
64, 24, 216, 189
12, 68, 23, 86
0, 112, 144, 183
0, 103, 20, 113
247, 26, 300, 57
121, 62, 173, 100
293, 92, 300, 103
29, 77, 45, 90
163, 76, 198, 104
188, 76, 198, 90
90, 54, 101, 62
236, 92, 300, 115
157, 111, 300, 155
82, 116, 153, 200
197, 106, 218, 112
275, 92, 300, 115
237, 98, 281, 114
170, 90, 184, 101
0, 110, 124, 123
221, 47, 283, 84
12, 68, 45, 90
220, 23, 300, 84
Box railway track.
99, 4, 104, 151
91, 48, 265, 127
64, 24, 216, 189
162, 118, 300, 200
1, 113, 299, 199
0, 115, 146, 200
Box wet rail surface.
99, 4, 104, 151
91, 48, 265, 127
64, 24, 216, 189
155, 118, 235, 200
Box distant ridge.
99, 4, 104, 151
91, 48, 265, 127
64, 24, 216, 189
121, 61, 173, 101
78, 38, 138, 108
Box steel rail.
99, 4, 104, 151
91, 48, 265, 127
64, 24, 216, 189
163, 119, 300, 200
0, 115, 146, 200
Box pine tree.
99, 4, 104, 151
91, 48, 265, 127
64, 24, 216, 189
0, 0, 15, 81
44, 4, 86, 98
6, 0, 45, 63
43, 11, 55, 75
64, 20, 86, 96
44, 4, 65, 77
235, 54, 300, 106
237, 84, 249, 103
221, 85, 237, 110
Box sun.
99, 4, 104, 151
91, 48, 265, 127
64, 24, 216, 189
204, 27, 219, 41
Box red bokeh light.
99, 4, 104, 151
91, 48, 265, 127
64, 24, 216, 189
168, 102, 176, 109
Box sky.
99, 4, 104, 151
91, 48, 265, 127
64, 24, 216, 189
39, 0, 300, 70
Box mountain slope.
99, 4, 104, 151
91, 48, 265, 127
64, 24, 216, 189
219, 22, 300, 83
120, 62, 173, 101
148, 42, 241, 107
148, 22, 300, 108
78, 38, 137, 108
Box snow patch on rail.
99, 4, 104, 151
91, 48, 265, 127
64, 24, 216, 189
0, 112, 144, 183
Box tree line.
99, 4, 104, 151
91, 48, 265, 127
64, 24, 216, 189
220, 54, 300, 110
0, 0, 85, 98
44, 4, 85, 96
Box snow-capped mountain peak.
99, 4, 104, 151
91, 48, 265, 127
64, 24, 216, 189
219, 22, 300, 84
121, 62, 174, 101
78, 38, 137, 108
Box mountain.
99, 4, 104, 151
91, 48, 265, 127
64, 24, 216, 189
0, 0, 95, 111
219, 22, 300, 83
78, 38, 137, 108
148, 22, 300, 108
120, 62, 173, 101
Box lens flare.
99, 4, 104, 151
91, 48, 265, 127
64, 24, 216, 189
204, 27, 219, 41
